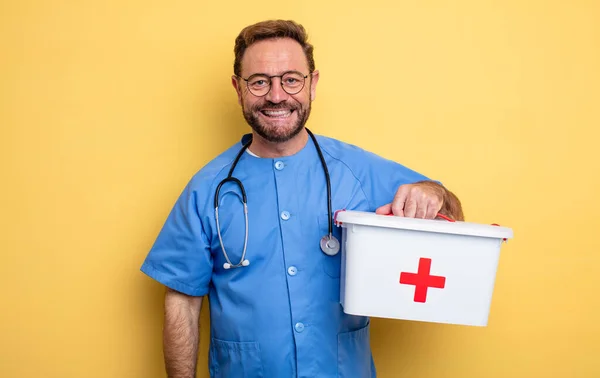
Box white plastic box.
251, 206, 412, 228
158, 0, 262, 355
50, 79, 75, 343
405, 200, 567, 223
334, 210, 513, 327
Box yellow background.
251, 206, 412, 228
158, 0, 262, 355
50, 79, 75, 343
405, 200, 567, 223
1, 0, 599, 377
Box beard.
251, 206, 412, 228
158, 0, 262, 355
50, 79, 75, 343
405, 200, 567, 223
242, 99, 312, 143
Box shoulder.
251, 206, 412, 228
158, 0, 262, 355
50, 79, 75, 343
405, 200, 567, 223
314, 134, 363, 156
314, 132, 432, 184
186, 140, 243, 191
314, 133, 395, 170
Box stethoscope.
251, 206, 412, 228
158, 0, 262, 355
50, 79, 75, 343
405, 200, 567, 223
214, 128, 340, 269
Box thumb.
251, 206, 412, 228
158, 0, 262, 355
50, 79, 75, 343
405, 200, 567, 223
376, 203, 392, 215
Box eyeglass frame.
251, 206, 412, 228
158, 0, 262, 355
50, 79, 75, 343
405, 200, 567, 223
236, 70, 311, 97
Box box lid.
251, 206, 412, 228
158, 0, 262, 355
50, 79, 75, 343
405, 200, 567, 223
335, 210, 513, 240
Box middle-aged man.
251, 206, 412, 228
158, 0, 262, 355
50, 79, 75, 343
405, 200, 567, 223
141, 19, 464, 378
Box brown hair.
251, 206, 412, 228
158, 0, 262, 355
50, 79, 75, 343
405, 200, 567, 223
233, 20, 315, 77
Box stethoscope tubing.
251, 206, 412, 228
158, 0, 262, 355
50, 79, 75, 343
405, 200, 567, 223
307, 128, 334, 241
214, 128, 338, 269
214, 142, 252, 269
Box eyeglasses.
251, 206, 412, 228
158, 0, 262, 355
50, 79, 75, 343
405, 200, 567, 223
239, 70, 309, 97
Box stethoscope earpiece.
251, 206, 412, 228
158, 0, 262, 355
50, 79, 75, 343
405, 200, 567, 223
223, 259, 250, 270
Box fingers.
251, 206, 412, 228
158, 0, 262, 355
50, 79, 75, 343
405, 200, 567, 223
425, 197, 441, 219
378, 184, 444, 219
403, 198, 417, 218
404, 186, 425, 218
389, 184, 444, 219
414, 201, 427, 219
391, 186, 408, 217
375, 203, 392, 215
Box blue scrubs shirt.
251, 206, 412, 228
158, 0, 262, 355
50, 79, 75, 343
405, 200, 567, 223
141, 133, 432, 378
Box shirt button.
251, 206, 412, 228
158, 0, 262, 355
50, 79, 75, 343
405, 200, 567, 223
294, 322, 305, 333
281, 211, 290, 220
274, 161, 284, 170
287, 266, 297, 276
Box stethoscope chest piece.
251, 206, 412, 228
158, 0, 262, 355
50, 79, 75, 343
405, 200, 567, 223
320, 235, 340, 256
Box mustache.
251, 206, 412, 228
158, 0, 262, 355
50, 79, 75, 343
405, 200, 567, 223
252, 101, 300, 112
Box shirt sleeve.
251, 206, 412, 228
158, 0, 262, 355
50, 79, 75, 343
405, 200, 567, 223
140, 181, 213, 296
357, 149, 440, 211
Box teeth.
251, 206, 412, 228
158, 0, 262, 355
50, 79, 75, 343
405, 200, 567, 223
262, 110, 292, 117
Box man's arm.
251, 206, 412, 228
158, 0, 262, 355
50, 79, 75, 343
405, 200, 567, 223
163, 287, 203, 378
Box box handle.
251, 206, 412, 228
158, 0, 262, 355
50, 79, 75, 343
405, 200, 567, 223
335, 209, 507, 242
334, 209, 346, 226
434, 213, 455, 222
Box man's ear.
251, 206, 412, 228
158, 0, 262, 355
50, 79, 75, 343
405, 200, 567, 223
231, 75, 243, 105
309, 70, 320, 101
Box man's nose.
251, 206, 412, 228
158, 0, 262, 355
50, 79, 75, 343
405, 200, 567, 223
265, 78, 289, 103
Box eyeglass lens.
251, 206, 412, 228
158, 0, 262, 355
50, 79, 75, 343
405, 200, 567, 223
246, 71, 306, 96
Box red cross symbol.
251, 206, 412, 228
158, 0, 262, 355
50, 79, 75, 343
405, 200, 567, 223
400, 258, 446, 303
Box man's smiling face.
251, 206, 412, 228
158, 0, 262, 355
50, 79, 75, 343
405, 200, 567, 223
232, 37, 319, 143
